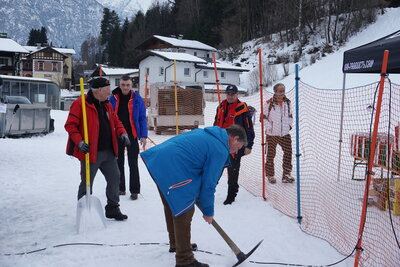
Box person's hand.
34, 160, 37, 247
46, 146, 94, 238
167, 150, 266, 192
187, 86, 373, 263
259, 113, 266, 122
244, 148, 252, 155
140, 137, 147, 150
78, 141, 89, 153
203, 215, 213, 224
120, 134, 131, 147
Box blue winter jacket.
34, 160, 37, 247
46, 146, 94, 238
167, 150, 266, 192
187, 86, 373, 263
141, 127, 230, 217
109, 89, 148, 139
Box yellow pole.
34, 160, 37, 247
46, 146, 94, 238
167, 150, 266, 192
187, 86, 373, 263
79, 78, 90, 194
174, 60, 179, 135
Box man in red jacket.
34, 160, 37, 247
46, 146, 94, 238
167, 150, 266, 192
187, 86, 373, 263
65, 77, 131, 221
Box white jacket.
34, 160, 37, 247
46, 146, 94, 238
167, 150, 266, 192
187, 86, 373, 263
262, 100, 293, 136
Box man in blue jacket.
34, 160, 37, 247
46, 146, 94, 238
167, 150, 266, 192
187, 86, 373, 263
141, 125, 247, 267
109, 75, 148, 200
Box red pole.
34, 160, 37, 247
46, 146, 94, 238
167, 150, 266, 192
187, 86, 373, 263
213, 52, 221, 104
144, 72, 149, 107
258, 48, 266, 200
354, 50, 389, 267
99, 64, 102, 77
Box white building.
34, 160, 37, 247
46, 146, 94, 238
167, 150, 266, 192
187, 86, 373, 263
135, 35, 249, 99
90, 65, 139, 89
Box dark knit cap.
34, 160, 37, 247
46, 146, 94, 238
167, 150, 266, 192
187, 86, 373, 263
225, 84, 238, 94
89, 77, 110, 89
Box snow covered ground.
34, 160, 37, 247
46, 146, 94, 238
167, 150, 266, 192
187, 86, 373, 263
0, 111, 351, 267
2, 7, 400, 267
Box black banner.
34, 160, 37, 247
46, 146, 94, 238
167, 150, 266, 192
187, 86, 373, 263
343, 30, 400, 73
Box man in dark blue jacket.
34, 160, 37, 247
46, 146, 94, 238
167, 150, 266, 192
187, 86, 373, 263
141, 125, 247, 267
109, 75, 148, 200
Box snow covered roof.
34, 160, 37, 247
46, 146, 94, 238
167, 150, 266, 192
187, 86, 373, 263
204, 83, 248, 92
0, 74, 54, 83
153, 35, 217, 51
23, 45, 76, 55
0, 38, 29, 53
99, 66, 138, 76
148, 50, 207, 63
196, 60, 250, 72
136, 35, 217, 52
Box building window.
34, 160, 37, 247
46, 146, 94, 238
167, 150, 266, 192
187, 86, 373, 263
159, 67, 164, 76
184, 68, 190, 76
44, 51, 52, 58
52, 62, 58, 72
203, 71, 208, 78
194, 52, 197, 56
0, 57, 8, 66
115, 79, 120, 86
221, 71, 225, 79
24, 62, 32, 70
63, 64, 68, 74
146, 68, 150, 75
38, 61, 44, 71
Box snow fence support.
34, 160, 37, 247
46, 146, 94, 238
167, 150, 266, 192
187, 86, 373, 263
295, 64, 302, 224
337, 73, 347, 181
212, 52, 221, 105
173, 60, 179, 136
353, 50, 389, 267
258, 48, 266, 200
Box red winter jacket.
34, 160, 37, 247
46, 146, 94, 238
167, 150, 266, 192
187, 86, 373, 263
64, 94, 126, 163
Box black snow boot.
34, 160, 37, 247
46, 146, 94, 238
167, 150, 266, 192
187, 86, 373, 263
169, 243, 198, 253
223, 193, 236, 205
175, 260, 209, 267
105, 205, 128, 221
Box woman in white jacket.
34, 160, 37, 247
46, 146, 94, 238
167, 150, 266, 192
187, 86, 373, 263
261, 83, 294, 184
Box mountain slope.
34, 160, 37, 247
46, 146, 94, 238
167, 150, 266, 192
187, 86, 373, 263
0, 0, 104, 50
0, 0, 157, 53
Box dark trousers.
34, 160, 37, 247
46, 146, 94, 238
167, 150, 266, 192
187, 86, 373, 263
226, 154, 242, 201
78, 149, 120, 207
265, 134, 293, 177
117, 136, 140, 194
159, 190, 195, 265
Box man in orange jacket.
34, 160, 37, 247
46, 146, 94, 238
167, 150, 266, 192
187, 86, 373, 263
65, 77, 130, 221
214, 84, 255, 205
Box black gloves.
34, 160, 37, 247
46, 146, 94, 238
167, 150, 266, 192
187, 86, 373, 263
78, 141, 89, 153
120, 134, 131, 147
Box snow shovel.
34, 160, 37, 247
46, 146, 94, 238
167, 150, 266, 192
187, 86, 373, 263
7, 104, 20, 135
76, 77, 106, 233
211, 219, 263, 267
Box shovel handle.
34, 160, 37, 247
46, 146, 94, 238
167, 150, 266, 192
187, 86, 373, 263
211, 219, 242, 256
80, 78, 90, 193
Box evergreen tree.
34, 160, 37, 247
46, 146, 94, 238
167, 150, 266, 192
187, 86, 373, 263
100, 8, 121, 64
39, 27, 48, 44
27, 27, 49, 46
100, 8, 112, 45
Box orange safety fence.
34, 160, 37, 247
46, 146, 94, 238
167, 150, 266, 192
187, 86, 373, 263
139, 66, 400, 266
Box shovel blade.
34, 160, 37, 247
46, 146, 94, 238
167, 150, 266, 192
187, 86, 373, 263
76, 195, 107, 233
232, 239, 263, 267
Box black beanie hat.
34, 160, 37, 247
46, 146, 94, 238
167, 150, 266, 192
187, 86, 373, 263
89, 77, 110, 89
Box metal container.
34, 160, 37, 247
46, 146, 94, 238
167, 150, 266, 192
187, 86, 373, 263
0, 103, 51, 137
